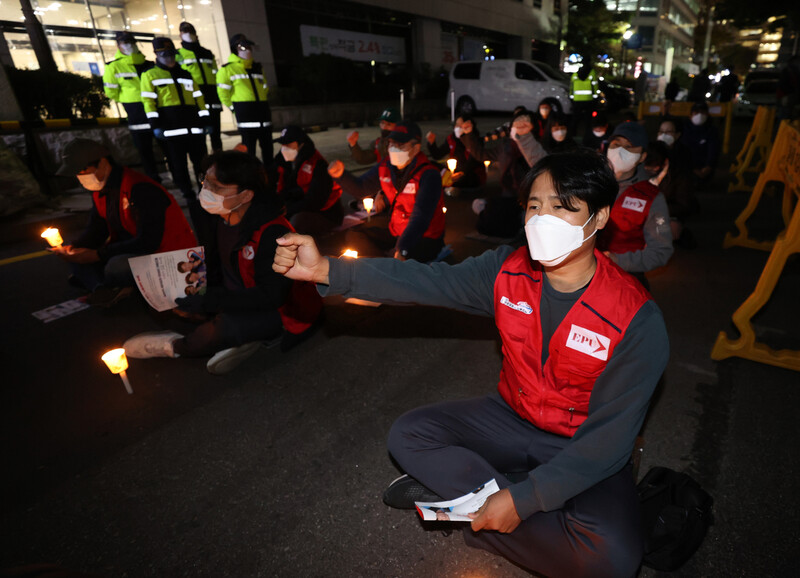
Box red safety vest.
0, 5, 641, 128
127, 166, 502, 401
373, 138, 384, 162
93, 168, 197, 252
602, 181, 659, 253
493, 247, 650, 437
237, 215, 322, 335
277, 149, 342, 211
378, 153, 446, 239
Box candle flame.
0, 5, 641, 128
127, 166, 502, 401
484, 160, 491, 168
101, 348, 129, 374
446, 158, 457, 173
362, 197, 374, 213
41, 227, 63, 247
342, 249, 359, 258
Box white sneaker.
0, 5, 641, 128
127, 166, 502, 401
206, 342, 262, 375
123, 330, 182, 358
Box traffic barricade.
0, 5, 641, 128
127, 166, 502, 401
638, 100, 733, 154
711, 119, 800, 371
728, 106, 775, 193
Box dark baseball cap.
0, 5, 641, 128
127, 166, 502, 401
274, 125, 306, 144
610, 121, 648, 149
378, 107, 400, 123
230, 34, 254, 52
115, 31, 135, 44
56, 138, 110, 176
386, 120, 421, 144
152, 37, 176, 54
179, 22, 196, 35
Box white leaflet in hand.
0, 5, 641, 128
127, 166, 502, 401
415, 478, 499, 522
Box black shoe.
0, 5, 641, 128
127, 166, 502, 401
383, 474, 442, 509
85, 286, 134, 308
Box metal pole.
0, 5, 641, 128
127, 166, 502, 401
701, 4, 715, 70
450, 89, 455, 122
399, 89, 404, 120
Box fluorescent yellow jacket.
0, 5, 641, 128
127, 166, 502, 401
216, 54, 269, 109
103, 50, 153, 104
140, 64, 209, 136
570, 69, 600, 102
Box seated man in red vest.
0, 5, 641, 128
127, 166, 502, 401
273, 125, 343, 236
123, 150, 322, 374
328, 120, 446, 263
600, 122, 673, 288
273, 150, 669, 577
52, 138, 197, 307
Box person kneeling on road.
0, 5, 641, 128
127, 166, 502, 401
123, 150, 322, 375
52, 138, 197, 307
329, 120, 446, 263
273, 150, 669, 577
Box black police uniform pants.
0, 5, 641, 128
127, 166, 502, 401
162, 134, 207, 229
129, 128, 163, 183
387, 393, 643, 578
240, 126, 273, 166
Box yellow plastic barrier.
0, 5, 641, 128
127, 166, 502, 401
638, 100, 733, 154
723, 119, 798, 251
711, 120, 800, 371
728, 106, 776, 193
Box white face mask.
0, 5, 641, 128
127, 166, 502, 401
119, 43, 135, 56
592, 129, 606, 138
281, 145, 298, 162
181, 33, 194, 43
691, 113, 707, 126
524, 213, 596, 267
453, 126, 463, 138
199, 187, 240, 215
76, 171, 107, 191
551, 129, 567, 142
657, 132, 675, 146
607, 146, 642, 174
238, 48, 252, 60
388, 145, 412, 168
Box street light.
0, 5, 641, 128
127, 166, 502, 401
621, 29, 633, 78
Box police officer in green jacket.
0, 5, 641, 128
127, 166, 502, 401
216, 34, 272, 165
141, 37, 210, 230
569, 62, 601, 140
102, 31, 161, 183
177, 22, 223, 151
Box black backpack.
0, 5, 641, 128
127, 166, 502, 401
637, 466, 714, 571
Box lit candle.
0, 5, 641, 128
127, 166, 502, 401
484, 160, 491, 169
362, 197, 374, 214
101, 348, 133, 394
442, 207, 447, 214
446, 158, 457, 173
41, 227, 63, 247
342, 249, 359, 258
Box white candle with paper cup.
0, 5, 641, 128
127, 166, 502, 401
101, 348, 133, 394
41, 227, 63, 248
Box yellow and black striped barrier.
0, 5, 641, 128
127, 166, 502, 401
712, 120, 800, 371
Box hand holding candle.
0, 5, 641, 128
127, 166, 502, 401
101, 348, 133, 394
41, 227, 63, 248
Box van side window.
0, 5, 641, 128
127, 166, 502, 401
453, 62, 482, 80
515, 63, 545, 82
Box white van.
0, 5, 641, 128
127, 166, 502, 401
448, 59, 572, 116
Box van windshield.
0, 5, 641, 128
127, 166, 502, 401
534, 61, 569, 82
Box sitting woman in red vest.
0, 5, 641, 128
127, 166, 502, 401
599, 122, 674, 288
123, 150, 322, 374
425, 115, 486, 194
273, 125, 343, 236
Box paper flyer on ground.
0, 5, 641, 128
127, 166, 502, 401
415, 478, 499, 522
128, 247, 206, 312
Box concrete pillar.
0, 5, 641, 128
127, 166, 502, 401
508, 35, 526, 60
0, 63, 24, 121
412, 17, 442, 70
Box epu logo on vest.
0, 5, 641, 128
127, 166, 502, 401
566, 324, 610, 361
241, 246, 255, 260
621, 196, 647, 213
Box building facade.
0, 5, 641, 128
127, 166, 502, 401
1, 0, 566, 117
